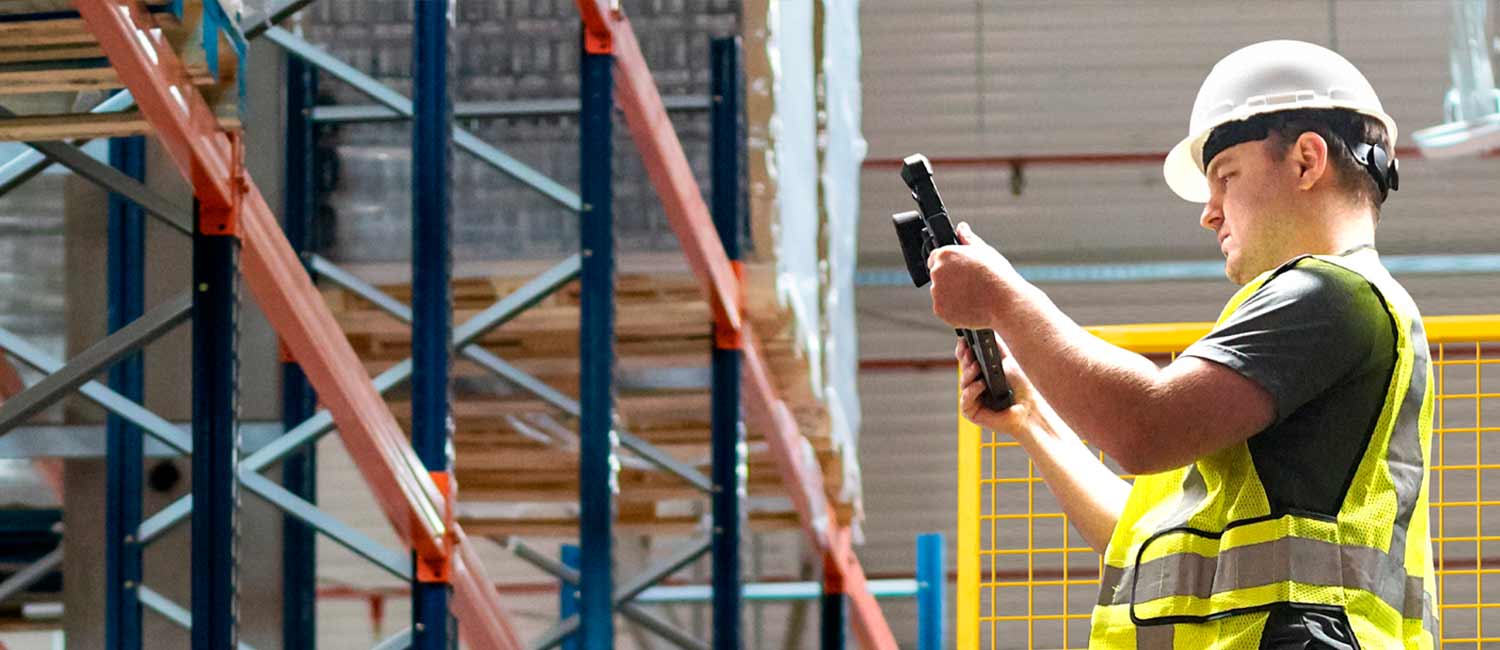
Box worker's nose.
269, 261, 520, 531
1200, 196, 1223, 233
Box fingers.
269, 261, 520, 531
956, 338, 976, 364
957, 222, 986, 247
961, 378, 987, 420
962, 357, 982, 384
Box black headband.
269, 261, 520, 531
1201, 117, 1271, 170
1201, 115, 1399, 202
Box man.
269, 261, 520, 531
929, 40, 1436, 649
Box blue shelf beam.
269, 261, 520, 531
411, 0, 456, 648
578, 38, 617, 650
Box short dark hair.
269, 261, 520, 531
1206, 108, 1393, 216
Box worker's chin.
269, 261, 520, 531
1223, 256, 1250, 285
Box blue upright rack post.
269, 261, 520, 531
281, 51, 319, 650
105, 133, 146, 650
916, 533, 945, 650
190, 195, 240, 650
560, 544, 581, 650
411, 1, 455, 648
578, 32, 616, 650
822, 578, 846, 650
710, 36, 746, 650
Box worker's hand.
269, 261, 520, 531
928, 223, 1019, 330
956, 337, 1036, 433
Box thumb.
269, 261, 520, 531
957, 222, 986, 246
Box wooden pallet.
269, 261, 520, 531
323, 260, 853, 536
0, 0, 242, 141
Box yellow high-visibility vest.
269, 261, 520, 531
1089, 249, 1437, 649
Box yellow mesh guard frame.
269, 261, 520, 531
957, 315, 1500, 649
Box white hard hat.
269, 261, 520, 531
1163, 40, 1399, 203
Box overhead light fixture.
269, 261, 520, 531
1412, 0, 1500, 158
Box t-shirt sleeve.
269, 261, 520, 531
1179, 260, 1392, 423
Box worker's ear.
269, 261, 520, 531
1289, 131, 1330, 191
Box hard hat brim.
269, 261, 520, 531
1164, 130, 1211, 203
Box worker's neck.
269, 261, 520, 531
1290, 196, 1377, 258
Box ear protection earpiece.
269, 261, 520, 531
1349, 142, 1399, 203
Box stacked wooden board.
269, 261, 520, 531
0, 0, 241, 141
324, 256, 857, 537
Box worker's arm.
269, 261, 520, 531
930, 224, 1277, 474
959, 340, 1127, 552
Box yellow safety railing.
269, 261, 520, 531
957, 315, 1500, 649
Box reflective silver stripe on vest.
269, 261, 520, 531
1383, 315, 1430, 621
1102, 534, 1427, 620
1387, 316, 1428, 531
1096, 469, 1211, 607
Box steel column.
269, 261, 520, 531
916, 534, 945, 650
821, 589, 846, 650
281, 50, 319, 650
411, 1, 456, 648
567, 8, 897, 646
578, 35, 616, 650
105, 133, 146, 650
191, 198, 240, 650
560, 545, 580, 650
709, 35, 747, 650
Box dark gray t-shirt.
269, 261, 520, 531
1180, 253, 1397, 518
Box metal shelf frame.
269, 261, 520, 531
0, 1, 898, 649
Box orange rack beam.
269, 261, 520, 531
76, 2, 522, 647
577, 3, 898, 648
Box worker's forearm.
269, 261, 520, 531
989, 282, 1166, 468
1012, 397, 1128, 553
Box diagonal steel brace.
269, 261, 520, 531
312, 255, 713, 493
135, 257, 583, 545
507, 537, 710, 650
0, 293, 191, 435
263, 26, 582, 212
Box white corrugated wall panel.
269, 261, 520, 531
856, 9, 1499, 647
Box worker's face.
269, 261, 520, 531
1199, 138, 1301, 285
